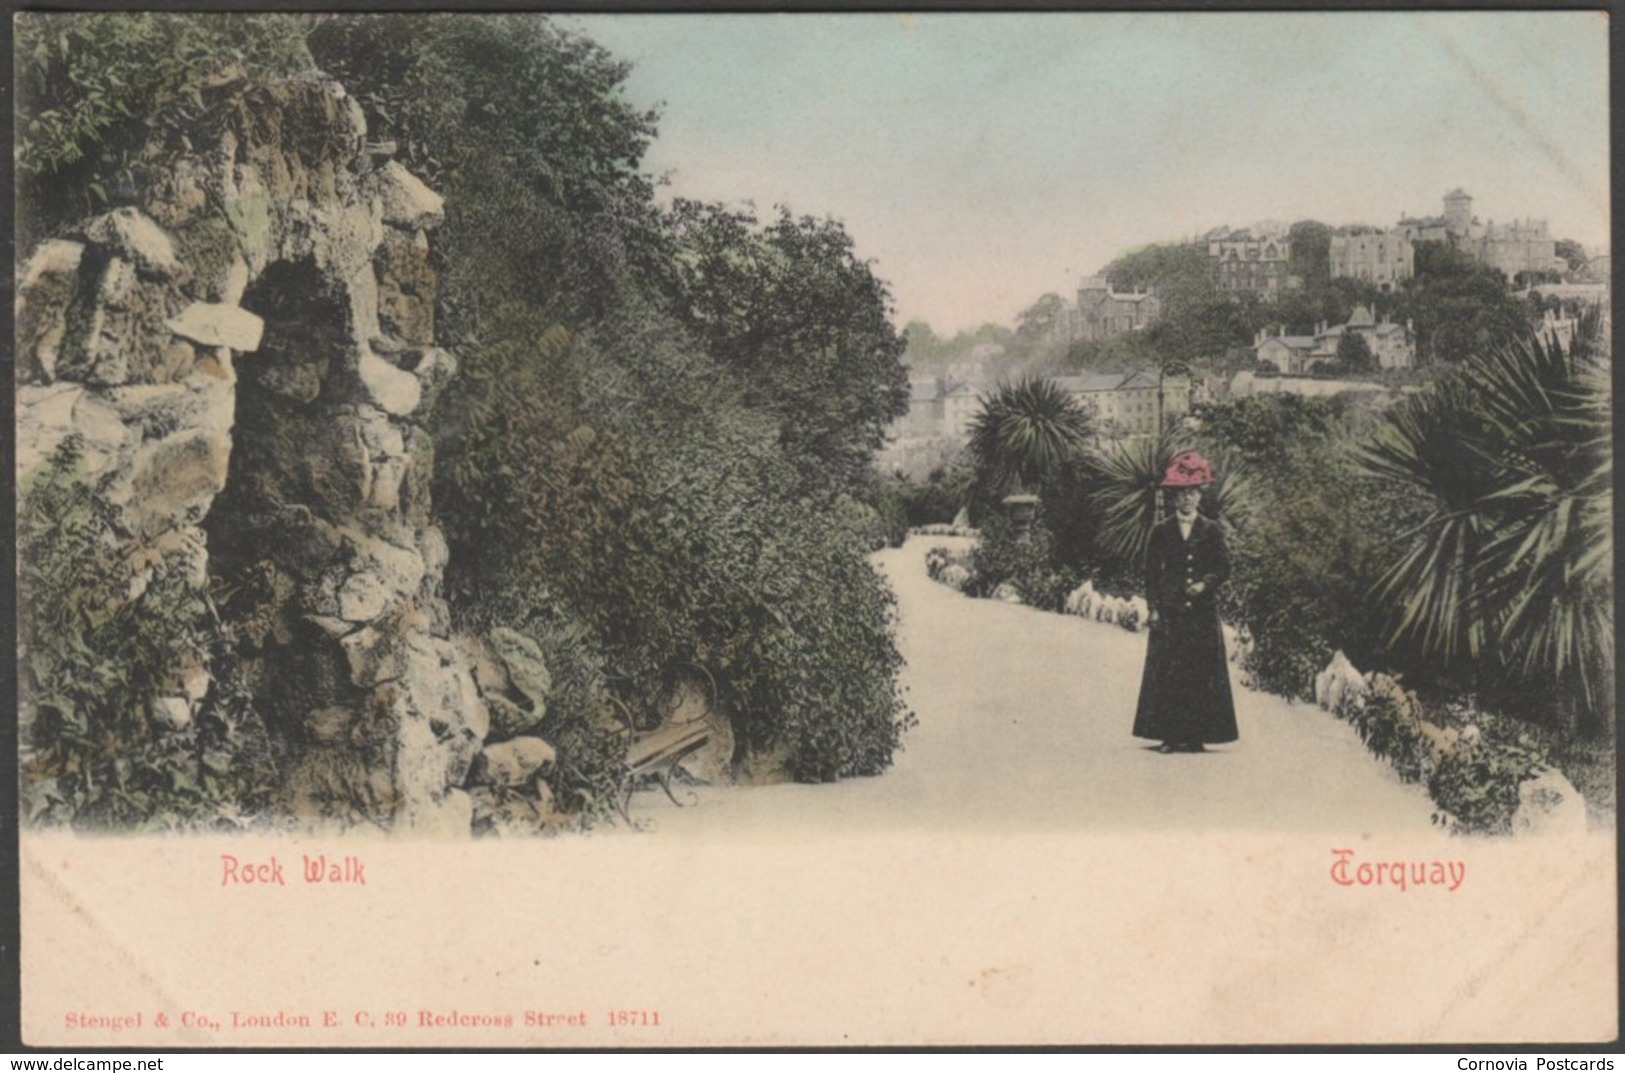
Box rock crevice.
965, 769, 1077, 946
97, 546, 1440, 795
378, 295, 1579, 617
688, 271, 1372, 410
17, 75, 526, 836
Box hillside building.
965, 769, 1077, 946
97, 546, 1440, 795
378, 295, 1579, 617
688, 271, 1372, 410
1059, 277, 1163, 343
905, 377, 981, 439
1203, 226, 1297, 298
1397, 188, 1566, 281
1329, 228, 1414, 292
1053, 370, 1191, 440
1253, 304, 1414, 373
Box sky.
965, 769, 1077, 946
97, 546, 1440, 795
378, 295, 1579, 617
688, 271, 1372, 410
568, 12, 1610, 335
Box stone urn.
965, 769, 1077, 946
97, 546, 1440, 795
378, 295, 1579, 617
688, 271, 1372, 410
1003, 493, 1040, 543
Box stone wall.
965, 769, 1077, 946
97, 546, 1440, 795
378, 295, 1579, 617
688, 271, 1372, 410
16, 75, 550, 835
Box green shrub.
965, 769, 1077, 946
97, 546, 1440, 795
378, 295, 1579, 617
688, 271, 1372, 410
433, 299, 914, 788
1348, 688, 1429, 784
967, 514, 1078, 611
453, 587, 626, 826
19, 441, 279, 830
1427, 734, 1538, 836
17, 13, 315, 249
885, 460, 975, 529
1196, 400, 1420, 699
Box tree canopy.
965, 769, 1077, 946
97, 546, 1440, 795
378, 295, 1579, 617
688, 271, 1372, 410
661, 200, 909, 495
15, 12, 917, 798
312, 15, 916, 784
1393, 240, 1528, 366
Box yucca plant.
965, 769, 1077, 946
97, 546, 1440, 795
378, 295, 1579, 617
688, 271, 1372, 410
1087, 429, 1251, 574
1354, 310, 1612, 735
967, 376, 1092, 499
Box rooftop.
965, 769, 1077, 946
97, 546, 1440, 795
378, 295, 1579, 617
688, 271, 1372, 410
1258, 335, 1317, 350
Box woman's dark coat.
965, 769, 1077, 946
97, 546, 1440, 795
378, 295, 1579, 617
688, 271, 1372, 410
1132, 512, 1239, 744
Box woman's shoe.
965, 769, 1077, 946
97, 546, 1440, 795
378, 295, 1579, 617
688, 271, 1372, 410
1156, 742, 1180, 754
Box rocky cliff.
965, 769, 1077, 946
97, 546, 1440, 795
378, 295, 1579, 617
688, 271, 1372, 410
17, 74, 556, 835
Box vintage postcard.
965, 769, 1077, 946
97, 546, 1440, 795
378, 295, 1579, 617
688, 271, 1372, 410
13, 10, 1615, 1048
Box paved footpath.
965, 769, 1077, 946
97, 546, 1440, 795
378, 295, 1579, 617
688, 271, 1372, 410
627, 535, 1443, 838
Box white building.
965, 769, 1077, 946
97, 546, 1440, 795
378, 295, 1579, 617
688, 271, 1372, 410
1330, 228, 1414, 292
1052, 370, 1191, 440
1252, 305, 1414, 373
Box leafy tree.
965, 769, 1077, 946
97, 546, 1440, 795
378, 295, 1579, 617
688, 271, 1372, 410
1144, 296, 1251, 368
1336, 330, 1376, 374
1189, 394, 1338, 471
1063, 330, 1159, 374
309, 13, 667, 329
1554, 238, 1588, 275
1105, 242, 1217, 311
1016, 293, 1066, 341
901, 320, 950, 369
1395, 240, 1526, 365
1287, 220, 1332, 286
662, 200, 909, 496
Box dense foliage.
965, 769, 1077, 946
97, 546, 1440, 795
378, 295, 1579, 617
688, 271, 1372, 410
1355, 313, 1612, 735
19, 14, 916, 827
966, 376, 1092, 498
312, 15, 913, 791
1393, 240, 1529, 366
1201, 406, 1417, 699
661, 200, 910, 497
16, 13, 315, 251
966, 514, 1077, 611
19, 444, 280, 830
308, 14, 667, 330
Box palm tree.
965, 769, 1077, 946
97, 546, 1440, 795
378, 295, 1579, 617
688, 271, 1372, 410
967, 374, 1092, 500
1088, 429, 1250, 575
1354, 310, 1612, 735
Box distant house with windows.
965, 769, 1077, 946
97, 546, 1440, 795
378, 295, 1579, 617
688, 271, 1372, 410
1203, 226, 1297, 298
905, 377, 981, 438
880, 376, 985, 477
1252, 333, 1319, 375
1252, 304, 1415, 373
1056, 277, 1162, 343
1397, 188, 1566, 282
1330, 228, 1414, 292
1053, 370, 1191, 440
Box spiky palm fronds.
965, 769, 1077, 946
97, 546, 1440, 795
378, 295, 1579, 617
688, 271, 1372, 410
1087, 430, 1180, 569
1087, 429, 1251, 571
1354, 310, 1612, 727
967, 376, 1092, 497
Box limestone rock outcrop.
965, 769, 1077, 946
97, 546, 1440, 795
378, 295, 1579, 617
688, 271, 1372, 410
16, 75, 520, 835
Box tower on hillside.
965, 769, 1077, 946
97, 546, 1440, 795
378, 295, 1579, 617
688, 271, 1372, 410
1444, 188, 1473, 238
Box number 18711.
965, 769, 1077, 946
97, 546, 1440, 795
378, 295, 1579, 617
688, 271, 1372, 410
607, 1009, 661, 1028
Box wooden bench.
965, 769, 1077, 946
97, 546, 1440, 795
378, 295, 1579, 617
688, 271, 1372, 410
617, 718, 711, 822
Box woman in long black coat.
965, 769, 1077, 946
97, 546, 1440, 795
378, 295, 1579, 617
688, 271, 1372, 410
1132, 451, 1238, 754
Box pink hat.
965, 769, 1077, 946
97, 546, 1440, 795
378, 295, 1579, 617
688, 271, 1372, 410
1161, 451, 1214, 488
